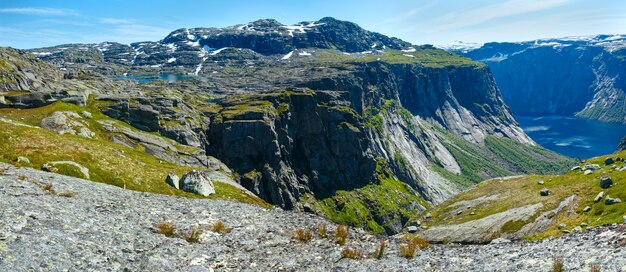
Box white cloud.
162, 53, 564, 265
0, 7, 80, 16
437, 0, 571, 30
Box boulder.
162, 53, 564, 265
583, 164, 600, 171
490, 238, 511, 244
407, 226, 418, 233
571, 226, 583, 233
580, 222, 588, 227
538, 181, 544, 185
599, 176, 613, 188
605, 157, 614, 165
540, 188, 550, 196
582, 206, 591, 212
165, 173, 180, 189
41, 161, 90, 179
570, 166, 581, 171
16, 156, 30, 164
179, 170, 215, 196
40, 111, 95, 138
409, 221, 421, 227
583, 170, 593, 175
605, 196, 622, 205
557, 223, 566, 229
594, 192, 604, 202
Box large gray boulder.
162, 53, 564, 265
599, 176, 613, 189
179, 170, 215, 196
165, 173, 180, 189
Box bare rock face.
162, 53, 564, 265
40, 111, 95, 138
179, 170, 215, 196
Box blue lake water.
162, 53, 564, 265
516, 115, 626, 159
114, 73, 195, 83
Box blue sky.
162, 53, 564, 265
0, 0, 624, 49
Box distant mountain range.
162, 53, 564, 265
443, 35, 626, 123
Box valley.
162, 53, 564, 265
0, 10, 625, 271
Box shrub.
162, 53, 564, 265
341, 247, 363, 259
185, 226, 202, 243
318, 224, 328, 238
372, 239, 386, 259
292, 228, 313, 243
589, 263, 601, 272
335, 225, 349, 245
154, 221, 176, 237
552, 257, 564, 272
211, 220, 231, 234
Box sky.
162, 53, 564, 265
0, 0, 624, 49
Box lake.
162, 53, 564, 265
114, 73, 195, 83
516, 115, 626, 159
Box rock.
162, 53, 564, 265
570, 166, 581, 171
583, 206, 591, 212
623, 216, 626, 223
407, 226, 418, 233
538, 181, 544, 185
82, 111, 92, 118
409, 221, 421, 227
558, 223, 566, 229
165, 173, 180, 189
179, 170, 215, 196
599, 176, 613, 188
16, 156, 30, 164
605, 196, 622, 205
571, 226, 582, 233
584, 169, 593, 175
41, 161, 90, 179
594, 192, 604, 202
583, 163, 600, 171
490, 238, 511, 244
540, 188, 550, 196
40, 111, 95, 138
605, 157, 614, 165
424, 213, 433, 219
580, 222, 588, 227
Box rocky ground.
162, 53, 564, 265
1, 162, 625, 272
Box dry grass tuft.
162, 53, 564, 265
0, 168, 5, 174
18, 175, 26, 181
38, 182, 56, 194
341, 247, 363, 259
589, 262, 601, 272
292, 228, 313, 243
185, 226, 202, 243
552, 257, 564, 272
399, 241, 418, 259
211, 220, 231, 234
57, 191, 76, 198
318, 224, 328, 238
372, 239, 386, 259
335, 225, 349, 245
154, 221, 176, 237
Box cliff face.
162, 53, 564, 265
459, 36, 626, 123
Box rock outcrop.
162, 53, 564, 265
179, 170, 216, 196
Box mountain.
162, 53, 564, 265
3, 17, 575, 234
419, 150, 626, 243
448, 35, 626, 123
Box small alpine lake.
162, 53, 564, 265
516, 115, 626, 159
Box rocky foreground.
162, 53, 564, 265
1, 163, 625, 272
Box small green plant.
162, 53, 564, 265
211, 220, 231, 234
552, 257, 564, 272
154, 221, 176, 237
341, 247, 363, 259
318, 224, 328, 238
185, 226, 202, 243
292, 228, 313, 243
589, 263, 601, 272
372, 239, 386, 259
335, 225, 349, 245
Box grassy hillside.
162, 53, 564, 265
0, 100, 269, 208
422, 150, 626, 240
